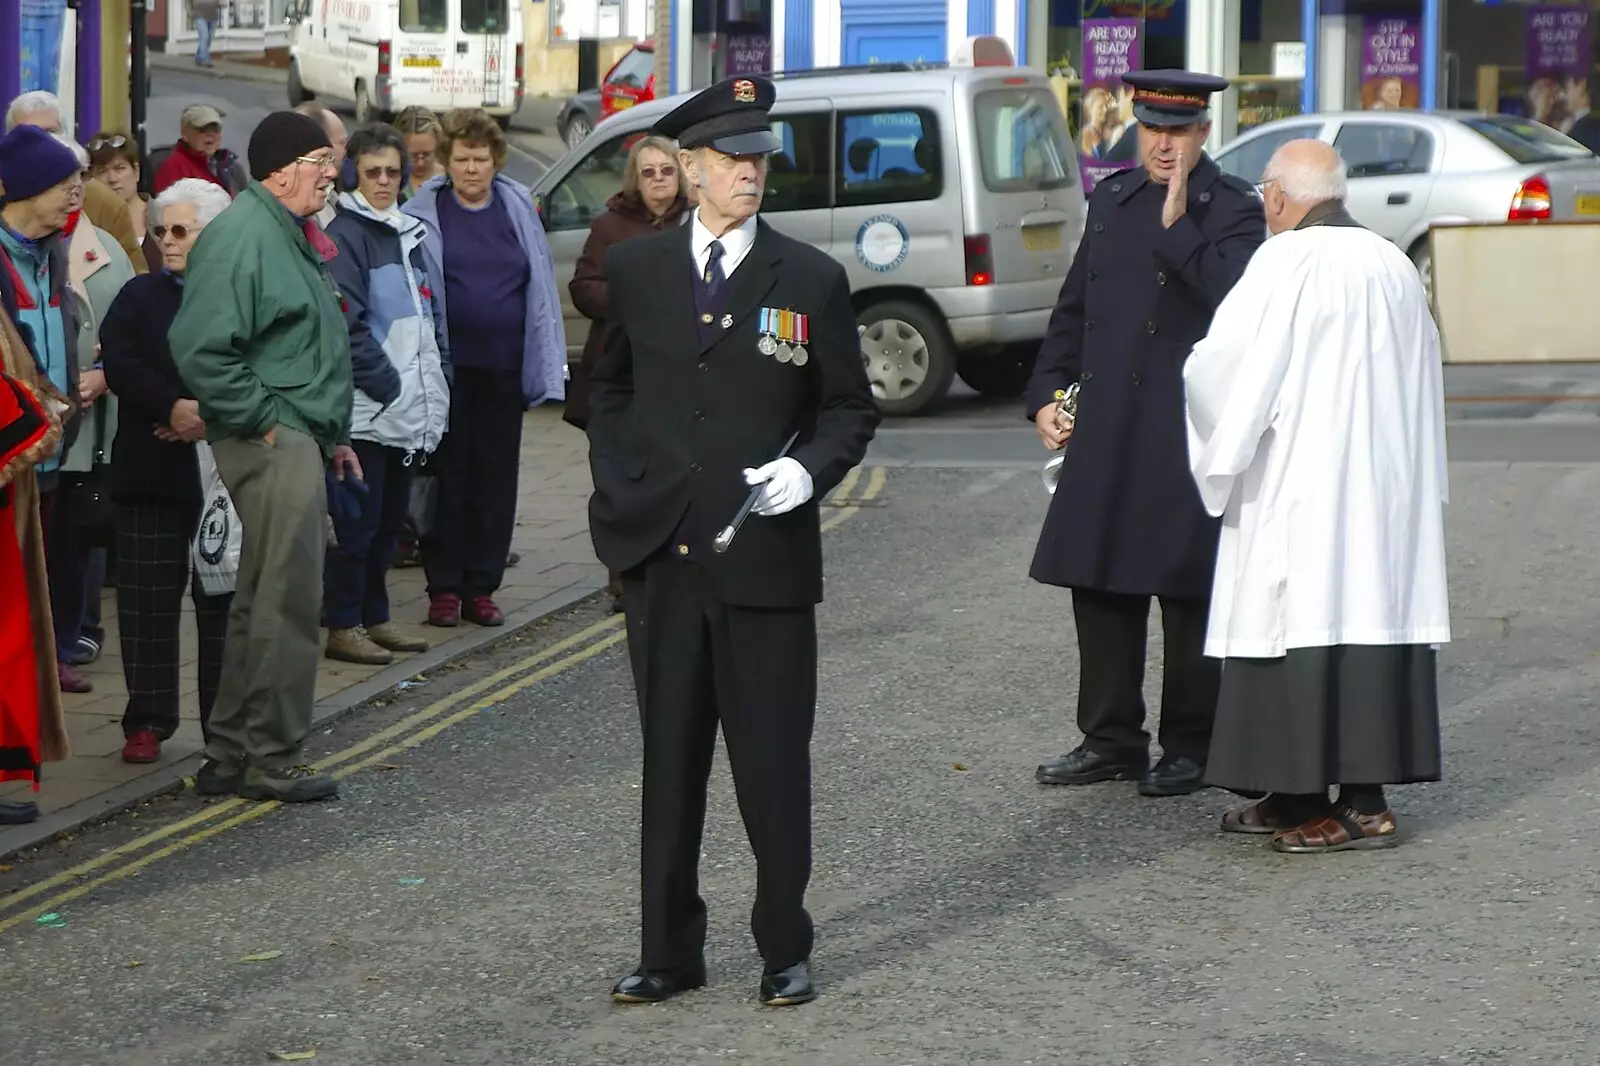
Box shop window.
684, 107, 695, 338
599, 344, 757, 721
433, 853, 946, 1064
541, 132, 642, 232
1215, 123, 1322, 183
835, 109, 943, 208
1333, 124, 1434, 178
765, 113, 832, 214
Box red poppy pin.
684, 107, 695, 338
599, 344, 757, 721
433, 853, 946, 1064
339, 295, 348, 312
419, 284, 432, 300
84, 250, 98, 263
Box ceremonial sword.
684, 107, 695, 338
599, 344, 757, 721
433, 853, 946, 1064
712, 430, 802, 554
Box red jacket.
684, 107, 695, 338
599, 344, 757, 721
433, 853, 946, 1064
151, 141, 234, 197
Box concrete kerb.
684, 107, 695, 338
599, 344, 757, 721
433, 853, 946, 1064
147, 52, 289, 87
0, 576, 608, 862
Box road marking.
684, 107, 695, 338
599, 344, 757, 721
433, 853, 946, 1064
0, 466, 887, 931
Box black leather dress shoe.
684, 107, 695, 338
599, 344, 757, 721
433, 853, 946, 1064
1035, 745, 1147, 785
611, 965, 706, 1004
759, 961, 816, 1006
1137, 755, 1207, 797
0, 799, 39, 824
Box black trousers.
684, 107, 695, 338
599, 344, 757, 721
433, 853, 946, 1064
115, 503, 232, 741
423, 367, 523, 600
323, 440, 411, 629
621, 556, 816, 974
1071, 588, 1218, 763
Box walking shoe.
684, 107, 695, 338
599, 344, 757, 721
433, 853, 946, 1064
195, 757, 243, 795
238, 765, 339, 803
121, 730, 161, 764
325, 626, 395, 665
57, 662, 93, 694
463, 595, 505, 627
69, 635, 101, 666
366, 622, 429, 653
428, 593, 461, 627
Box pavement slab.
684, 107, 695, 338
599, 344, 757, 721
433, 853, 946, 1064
3, 451, 1598, 1063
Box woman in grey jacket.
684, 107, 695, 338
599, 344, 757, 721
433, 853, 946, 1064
323, 124, 452, 665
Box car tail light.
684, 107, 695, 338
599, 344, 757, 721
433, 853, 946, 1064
965, 234, 994, 286
515, 44, 525, 81
377, 40, 391, 77
1509, 175, 1551, 220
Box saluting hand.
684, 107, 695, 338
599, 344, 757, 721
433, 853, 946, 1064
1162, 149, 1189, 229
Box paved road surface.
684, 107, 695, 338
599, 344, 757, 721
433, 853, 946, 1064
4, 418, 1600, 1062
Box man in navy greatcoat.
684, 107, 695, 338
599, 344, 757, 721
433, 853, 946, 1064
1025, 69, 1266, 798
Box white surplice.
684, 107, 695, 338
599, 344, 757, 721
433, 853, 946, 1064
1183, 223, 1451, 660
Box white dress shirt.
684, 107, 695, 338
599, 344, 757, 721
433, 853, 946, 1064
690, 209, 757, 281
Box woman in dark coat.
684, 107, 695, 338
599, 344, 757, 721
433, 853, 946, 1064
564, 134, 689, 608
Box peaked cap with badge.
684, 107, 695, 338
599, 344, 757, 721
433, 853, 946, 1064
1122, 69, 1231, 127
652, 74, 783, 156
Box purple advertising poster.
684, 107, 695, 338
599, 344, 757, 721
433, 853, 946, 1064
1078, 18, 1142, 194
1525, 6, 1592, 133
724, 34, 772, 77
1359, 16, 1422, 110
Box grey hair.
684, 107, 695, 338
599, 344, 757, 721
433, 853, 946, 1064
6, 90, 61, 131
150, 178, 234, 229
1264, 149, 1348, 205
52, 132, 89, 169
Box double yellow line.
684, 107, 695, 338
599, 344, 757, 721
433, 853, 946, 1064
0, 465, 887, 935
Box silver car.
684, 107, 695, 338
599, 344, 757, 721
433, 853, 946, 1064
1213, 110, 1600, 287
534, 63, 1086, 416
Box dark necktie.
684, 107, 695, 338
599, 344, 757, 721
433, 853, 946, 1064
701, 239, 726, 297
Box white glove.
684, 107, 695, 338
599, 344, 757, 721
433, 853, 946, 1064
742, 457, 813, 517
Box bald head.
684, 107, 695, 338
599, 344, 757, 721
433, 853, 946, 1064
1261, 138, 1348, 234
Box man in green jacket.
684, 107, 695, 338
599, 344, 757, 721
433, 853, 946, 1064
170, 111, 361, 804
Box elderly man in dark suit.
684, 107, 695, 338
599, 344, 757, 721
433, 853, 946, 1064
1026, 69, 1266, 799
587, 74, 880, 1009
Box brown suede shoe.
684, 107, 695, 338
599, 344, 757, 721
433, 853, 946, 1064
325, 626, 395, 666
366, 622, 429, 653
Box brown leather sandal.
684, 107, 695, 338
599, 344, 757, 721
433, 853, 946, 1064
1219, 795, 1307, 835
1271, 804, 1400, 853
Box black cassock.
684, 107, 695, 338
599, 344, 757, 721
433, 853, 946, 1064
587, 217, 879, 975
1024, 156, 1265, 763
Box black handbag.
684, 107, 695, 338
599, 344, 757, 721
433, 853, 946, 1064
65, 400, 116, 549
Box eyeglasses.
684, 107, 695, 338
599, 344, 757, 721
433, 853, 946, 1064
362, 165, 403, 182
297, 154, 337, 169
1253, 179, 1278, 197
152, 224, 193, 241
87, 135, 129, 152
640, 165, 678, 180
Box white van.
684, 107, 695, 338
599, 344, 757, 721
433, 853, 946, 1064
283, 0, 524, 126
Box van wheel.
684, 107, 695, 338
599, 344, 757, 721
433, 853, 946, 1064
354, 81, 374, 124
957, 347, 1036, 398
287, 61, 310, 106
858, 300, 955, 417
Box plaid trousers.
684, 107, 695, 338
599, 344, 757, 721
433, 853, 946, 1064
115, 503, 232, 741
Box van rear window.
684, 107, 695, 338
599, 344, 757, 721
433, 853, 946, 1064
974, 88, 1075, 193
462, 0, 509, 33
400, 0, 447, 33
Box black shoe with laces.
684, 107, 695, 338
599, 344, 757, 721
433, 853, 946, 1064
194, 757, 242, 796
238, 764, 339, 803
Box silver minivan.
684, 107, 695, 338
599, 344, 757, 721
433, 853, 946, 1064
534, 61, 1086, 415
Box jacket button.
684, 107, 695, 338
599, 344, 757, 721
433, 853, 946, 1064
694, 409, 706, 420
698, 362, 709, 372
676, 544, 690, 556
1082, 371, 1094, 381
1087, 269, 1097, 282
691, 462, 702, 473
1156, 271, 1167, 285
1093, 222, 1104, 233
1146, 321, 1157, 334
1131, 373, 1141, 385
1085, 319, 1095, 330
1111, 182, 1121, 192
1199, 191, 1212, 204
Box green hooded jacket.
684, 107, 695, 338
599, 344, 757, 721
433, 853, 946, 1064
169, 181, 353, 458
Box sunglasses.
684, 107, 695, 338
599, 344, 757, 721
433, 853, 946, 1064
363, 165, 404, 181
87, 135, 129, 151
640, 165, 678, 180
152, 224, 193, 241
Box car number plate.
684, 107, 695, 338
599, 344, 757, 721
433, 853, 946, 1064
1577, 194, 1600, 215
612, 96, 634, 109
1022, 225, 1062, 251
402, 56, 441, 68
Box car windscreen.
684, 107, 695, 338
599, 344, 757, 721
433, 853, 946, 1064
461, 0, 509, 34
1460, 115, 1595, 164
400, 0, 447, 33
973, 87, 1075, 193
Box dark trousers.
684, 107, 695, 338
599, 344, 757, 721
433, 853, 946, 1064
621, 556, 817, 974
82, 546, 106, 646
115, 503, 232, 741
39, 486, 87, 662
323, 440, 411, 630
424, 367, 523, 600
1071, 588, 1219, 763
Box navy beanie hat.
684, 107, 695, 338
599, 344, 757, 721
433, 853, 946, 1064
0, 124, 82, 204
249, 111, 332, 182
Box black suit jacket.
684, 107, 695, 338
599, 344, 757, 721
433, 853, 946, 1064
586, 217, 880, 608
